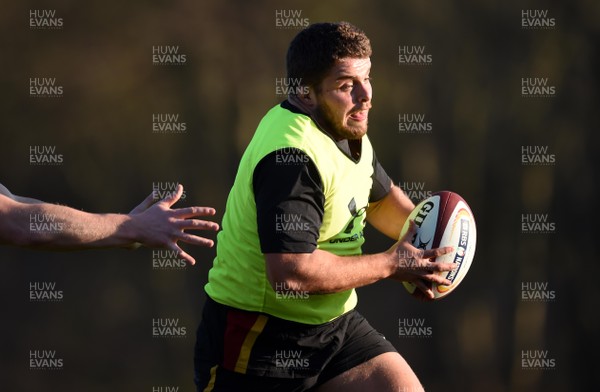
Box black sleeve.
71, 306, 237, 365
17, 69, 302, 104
253, 149, 324, 254
369, 152, 392, 202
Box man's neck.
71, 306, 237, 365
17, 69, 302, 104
287, 94, 312, 116
287, 95, 343, 141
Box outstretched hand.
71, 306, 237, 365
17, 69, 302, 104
388, 220, 456, 299
127, 184, 219, 265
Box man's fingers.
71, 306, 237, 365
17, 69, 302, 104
159, 183, 184, 208
176, 232, 215, 248
419, 272, 452, 286
424, 259, 457, 273
422, 246, 453, 259
397, 251, 456, 273
129, 192, 157, 214
176, 218, 219, 232
180, 251, 195, 266
174, 206, 217, 219
413, 279, 434, 299
399, 220, 417, 243
168, 243, 196, 265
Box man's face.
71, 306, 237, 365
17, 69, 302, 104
311, 57, 372, 140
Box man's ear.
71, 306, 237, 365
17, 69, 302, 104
297, 86, 317, 109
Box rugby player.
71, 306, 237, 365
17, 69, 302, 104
194, 22, 455, 391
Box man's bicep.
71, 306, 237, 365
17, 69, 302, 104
253, 149, 324, 254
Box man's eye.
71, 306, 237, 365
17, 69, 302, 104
340, 84, 353, 91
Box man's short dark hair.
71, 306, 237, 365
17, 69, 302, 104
286, 22, 372, 92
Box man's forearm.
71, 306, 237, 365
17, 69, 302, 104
0, 197, 136, 249
266, 249, 396, 294
0, 183, 218, 263
367, 183, 415, 240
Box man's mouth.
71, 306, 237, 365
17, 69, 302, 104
348, 109, 369, 122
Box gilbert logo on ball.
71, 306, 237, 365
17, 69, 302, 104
399, 191, 477, 299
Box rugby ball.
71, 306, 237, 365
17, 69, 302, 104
399, 191, 476, 300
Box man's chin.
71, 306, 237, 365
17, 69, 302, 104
343, 124, 368, 140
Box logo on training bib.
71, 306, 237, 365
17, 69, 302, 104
328, 198, 366, 244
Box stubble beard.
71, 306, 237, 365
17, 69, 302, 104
313, 99, 368, 141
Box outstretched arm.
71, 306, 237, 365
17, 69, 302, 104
265, 221, 455, 299
0, 184, 219, 264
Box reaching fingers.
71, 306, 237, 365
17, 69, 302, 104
159, 183, 184, 208
129, 191, 158, 214
176, 232, 215, 248
169, 242, 196, 265
176, 218, 219, 232
173, 206, 217, 219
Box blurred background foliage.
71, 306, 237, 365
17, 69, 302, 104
0, 0, 598, 391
